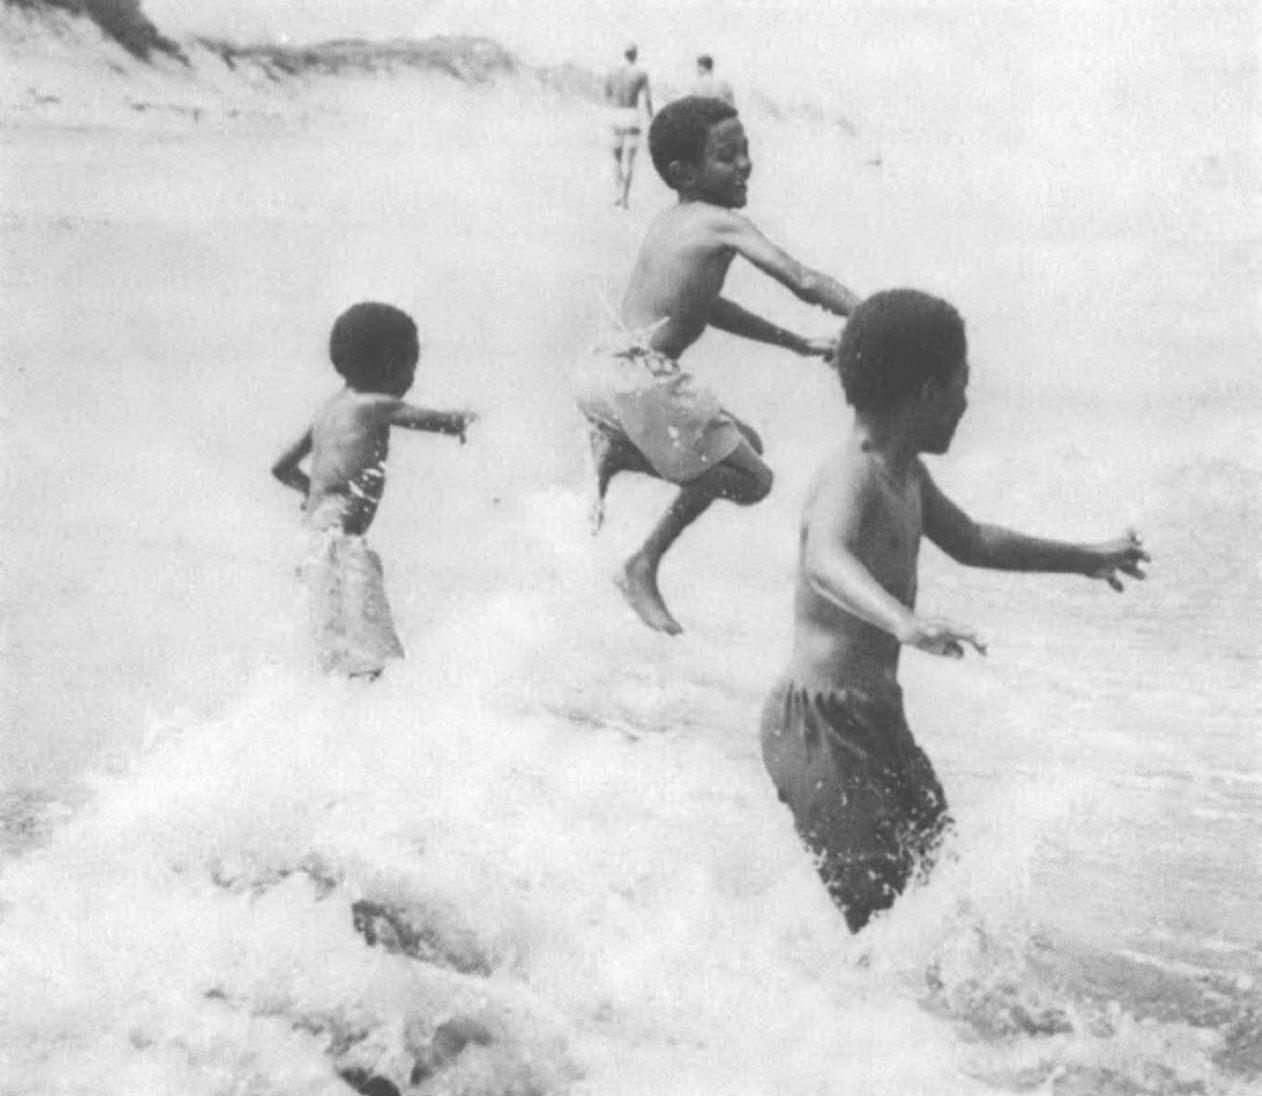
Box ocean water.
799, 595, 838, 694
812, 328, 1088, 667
1, 10, 1259, 1095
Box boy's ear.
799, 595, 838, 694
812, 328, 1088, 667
918, 376, 944, 405
666, 160, 696, 191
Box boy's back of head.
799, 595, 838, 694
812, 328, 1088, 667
329, 302, 419, 392
648, 95, 738, 186
697, 54, 714, 72
835, 290, 966, 412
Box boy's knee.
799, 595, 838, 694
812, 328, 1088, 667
737, 422, 765, 455
733, 464, 773, 505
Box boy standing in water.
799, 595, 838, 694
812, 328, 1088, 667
577, 95, 862, 635
761, 290, 1150, 932
272, 303, 477, 677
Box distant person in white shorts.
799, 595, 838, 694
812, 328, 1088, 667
691, 54, 735, 107
605, 43, 654, 208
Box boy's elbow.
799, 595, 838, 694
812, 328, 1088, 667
935, 528, 988, 567
271, 463, 302, 490
949, 546, 986, 568
955, 528, 1003, 568
795, 272, 825, 302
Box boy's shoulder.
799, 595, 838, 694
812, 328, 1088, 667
652, 200, 754, 243
317, 387, 403, 424
808, 443, 924, 513
804, 442, 868, 510
669, 199, 749, 225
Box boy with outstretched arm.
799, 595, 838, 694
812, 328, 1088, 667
761, 290, 1150, 932
576, 95, 862, 635
272, 302, 477, 678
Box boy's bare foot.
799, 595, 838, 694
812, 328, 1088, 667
616, 555, 683, 635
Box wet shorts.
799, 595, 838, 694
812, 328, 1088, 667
302, 531, 405, 677
573, 341, 743, 484
760, 678, 951, 930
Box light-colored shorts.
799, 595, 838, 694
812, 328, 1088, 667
573, 340, 743, 484
609, 106, 642, 149
301, 530, 404, 677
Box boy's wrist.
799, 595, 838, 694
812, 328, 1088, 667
892, 614, 920, 645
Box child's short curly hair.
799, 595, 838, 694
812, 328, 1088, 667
328, 302, 420, 391
648, 95, 738, 186
835, 290, 967, 411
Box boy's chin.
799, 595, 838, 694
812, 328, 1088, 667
703, 189, 746, 209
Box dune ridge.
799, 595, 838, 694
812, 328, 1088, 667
0, 3, 603, 129
1, 1, 855, 136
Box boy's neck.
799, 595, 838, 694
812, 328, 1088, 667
852, 411, 920, 481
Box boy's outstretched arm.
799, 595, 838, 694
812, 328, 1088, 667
804, 473, 987, 659
717, 213, 862, 316
709, 298, 831, 356
272, 430, 312, 495
922, 467, 1150, 590
390, 403, 478, 443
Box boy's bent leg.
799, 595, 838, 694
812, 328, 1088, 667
589, 424, 655, 533
618, 484, 711, 635
618, 441, 771, 634
707, 439, 773, 505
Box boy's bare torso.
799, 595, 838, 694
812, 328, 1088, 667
305, 389, 399, 535
791, 440, 926, 697
622, 202, 739, 358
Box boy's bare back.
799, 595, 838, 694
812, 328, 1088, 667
303, 389, 404, 534
277, 389, 473, 537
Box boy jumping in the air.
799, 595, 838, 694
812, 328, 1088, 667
760, 290, 1150, 932
576, 95, 862, 635
272, 302, 477, 678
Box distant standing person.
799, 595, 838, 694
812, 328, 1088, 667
605, 43, 654, 208
692, 54, 735, 106
761, 290, 1150, 932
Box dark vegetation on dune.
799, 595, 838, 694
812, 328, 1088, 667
196, 35, 605, 98
5, 0, 182, 60
199, 36, 519, 81
6, 0, 608, 100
